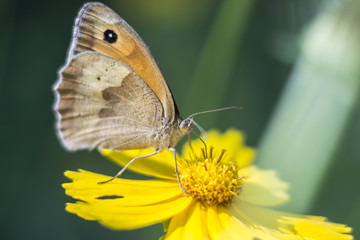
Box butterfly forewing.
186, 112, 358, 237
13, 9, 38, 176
68, 2, 177, 122
54, 2, 192, 153
55, 52, 163, 151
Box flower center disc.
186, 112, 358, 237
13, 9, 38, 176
179, 147, 244, 206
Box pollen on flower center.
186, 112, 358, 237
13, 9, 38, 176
179, 146, 245, 206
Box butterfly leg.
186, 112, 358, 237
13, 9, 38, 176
188, 133, 192, 148
169, 147, 188, 194
191, 129, 208, 158
188, 133, 199, 158
98, 149, 160, 184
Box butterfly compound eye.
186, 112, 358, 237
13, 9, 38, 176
104, 29, 118, 44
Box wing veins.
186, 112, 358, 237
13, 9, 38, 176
93, 133, 149, 150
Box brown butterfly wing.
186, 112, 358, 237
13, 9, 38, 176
68, 2, 178, 122
54, 52, 164, 151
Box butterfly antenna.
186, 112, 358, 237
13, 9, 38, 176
185, 106, 242, 160
187, 106, 243, 119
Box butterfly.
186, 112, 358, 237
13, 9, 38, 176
53, 2, 196, 190
53, 2, 240, 191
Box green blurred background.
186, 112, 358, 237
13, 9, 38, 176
1, 0, 359, 239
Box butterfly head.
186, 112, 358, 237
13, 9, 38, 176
179, 116, 208, 142
179, 117, 194, 133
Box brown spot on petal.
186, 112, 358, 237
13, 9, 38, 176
96, 195, 123, 200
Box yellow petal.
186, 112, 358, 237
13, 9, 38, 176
229, 201, 302, 240
101, 148, 176, 180
165, 200, 210, 240
280, 217, 353, 240
66, 196, 193, 230
239, 166, 289, 206
181, 129, 255, 167
229, 198, 353, 240
63, 170, 193, 230
163, 203, 189, 240
206, 206, 232, 239
216, 206, 253, 240
63, 170, 184, 205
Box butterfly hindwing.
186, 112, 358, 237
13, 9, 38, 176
55, 52, 163, 150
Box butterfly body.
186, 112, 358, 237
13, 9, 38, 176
54, 2, 193, 153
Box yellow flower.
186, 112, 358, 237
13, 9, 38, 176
63, 129, 353, 239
